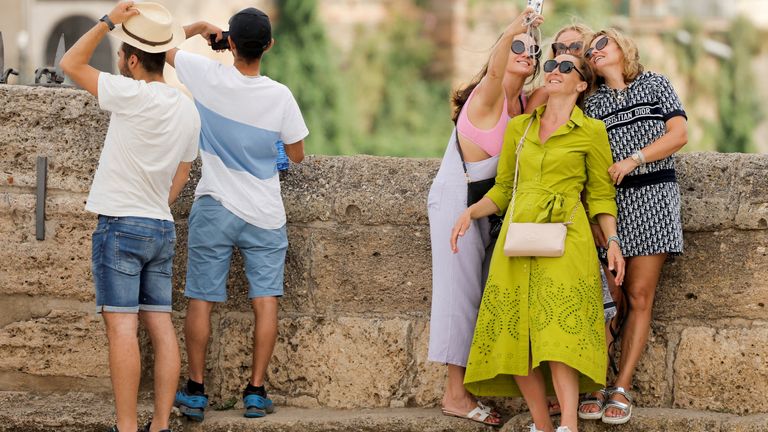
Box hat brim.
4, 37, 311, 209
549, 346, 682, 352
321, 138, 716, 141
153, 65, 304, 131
110, 21, 186, 54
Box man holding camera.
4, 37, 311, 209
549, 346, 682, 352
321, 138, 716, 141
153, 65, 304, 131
166, 8, 308, 421
60, 2, 200, 431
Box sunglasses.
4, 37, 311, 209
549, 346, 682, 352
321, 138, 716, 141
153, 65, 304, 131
551, 41, 583, 56
585, 36, 609, 59
511, 39, 541, 57
543, 59, 586, 81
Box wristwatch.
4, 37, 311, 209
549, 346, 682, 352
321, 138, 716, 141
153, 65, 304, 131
100, 14, 116, 31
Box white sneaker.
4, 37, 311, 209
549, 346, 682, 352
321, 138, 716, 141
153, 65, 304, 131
556, 427, 573, 432
528, 424, 544, 432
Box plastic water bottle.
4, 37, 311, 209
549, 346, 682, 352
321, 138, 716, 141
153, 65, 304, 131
275, 140, 289, 171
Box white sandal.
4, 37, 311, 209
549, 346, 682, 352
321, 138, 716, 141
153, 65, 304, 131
601, 386, 633, 425
441, 405, 500, 426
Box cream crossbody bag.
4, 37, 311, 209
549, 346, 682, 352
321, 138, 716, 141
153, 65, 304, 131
503, 119, 578, 257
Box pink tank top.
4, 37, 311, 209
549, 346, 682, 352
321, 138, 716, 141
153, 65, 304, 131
456, 87, 526, 157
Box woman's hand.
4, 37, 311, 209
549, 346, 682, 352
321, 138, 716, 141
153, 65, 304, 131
590, 223, 607, 248
606, 242, 625, 286
450, 208, 474, 254
608, 158, 639, 186
505, 7, 543, 36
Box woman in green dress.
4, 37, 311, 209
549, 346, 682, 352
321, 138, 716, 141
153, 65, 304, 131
450, 53, 625, 432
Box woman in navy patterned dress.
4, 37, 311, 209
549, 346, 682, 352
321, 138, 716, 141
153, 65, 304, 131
580, 28, 688, 425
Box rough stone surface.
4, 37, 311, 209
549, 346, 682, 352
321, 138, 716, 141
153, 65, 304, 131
502, 408, 729, 432
655, 230, 768, 321
0, 310, 108, 379
627, 325, 670, 408
210, 314, 414, 408
675, 152, 743, 232
409, 319, 446, 407
308, 224, 432, 315
0, 193, 95, 301
0, 86, 107, 193
674, 326, 768, 414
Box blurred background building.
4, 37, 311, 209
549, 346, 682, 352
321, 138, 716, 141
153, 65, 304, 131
1, 0, 766, 155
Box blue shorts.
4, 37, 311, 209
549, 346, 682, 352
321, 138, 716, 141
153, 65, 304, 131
185, 195, 287, 302
92, 215, 176, 314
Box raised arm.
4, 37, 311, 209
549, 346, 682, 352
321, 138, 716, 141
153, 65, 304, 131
166, 21, 224, 67
59, 1, 139, 95
471, 8, 541, 112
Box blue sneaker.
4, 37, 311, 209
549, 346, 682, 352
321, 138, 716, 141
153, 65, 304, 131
174, 389, 208, 422
243, 393, 275, 418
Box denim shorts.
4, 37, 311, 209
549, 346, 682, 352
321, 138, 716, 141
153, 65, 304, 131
92, 215, 176, 314
185, 195, 287, 302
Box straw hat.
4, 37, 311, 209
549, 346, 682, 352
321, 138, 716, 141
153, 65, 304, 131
110, 2, 185, 53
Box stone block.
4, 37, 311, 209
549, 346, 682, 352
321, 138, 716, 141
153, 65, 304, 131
280, 156, 346, 223
280, 155, 439, 225
309, 224, 432, 315
0, 86, 108, 193
734, 155, 768, 230
409, 320, 445, 407
629, 325, 670, 408
208, 314, 413, 408
0, 310, 108, 379
674, 326, 768, 414
675, 152, 742, 231
330, 156, 437, 226
0, 193, 96, 302
655, 230, 768, 321
502, 408, 725, 432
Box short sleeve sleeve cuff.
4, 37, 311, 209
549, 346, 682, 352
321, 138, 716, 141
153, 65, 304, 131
486, 187, 511, 215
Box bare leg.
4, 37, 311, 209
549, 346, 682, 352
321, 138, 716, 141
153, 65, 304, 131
249, 296, 278, 386
103, 312, 140, 432
604, 254, 666, 418
184, 299, 214, 384
141, 311, 180, 432
514, 365, 554, 432
550, 361, 580, 432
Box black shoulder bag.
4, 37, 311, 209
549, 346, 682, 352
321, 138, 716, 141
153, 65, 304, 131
455, 128, 504, 239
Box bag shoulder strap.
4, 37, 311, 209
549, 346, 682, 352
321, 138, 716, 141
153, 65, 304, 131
453, 127, 472, 184
509, 118, 535, 220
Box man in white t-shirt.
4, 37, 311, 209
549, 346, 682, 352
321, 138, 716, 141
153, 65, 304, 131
59, 2, 200, 432
165, 8, 308, 422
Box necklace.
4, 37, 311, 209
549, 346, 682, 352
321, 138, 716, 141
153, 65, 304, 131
612, 87, 628, 102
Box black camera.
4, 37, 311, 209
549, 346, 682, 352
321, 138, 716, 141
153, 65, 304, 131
209, 31, 230, 50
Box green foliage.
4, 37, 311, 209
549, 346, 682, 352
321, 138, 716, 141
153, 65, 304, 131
715, 17, 762, 153
674, 20, 708, 102
346, 14, 451, 157
265, 0, 356, 154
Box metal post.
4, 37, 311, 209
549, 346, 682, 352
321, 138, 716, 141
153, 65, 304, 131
35, 156, 47, 241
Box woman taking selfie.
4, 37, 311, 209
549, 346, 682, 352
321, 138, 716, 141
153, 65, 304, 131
427, 7, 542, 427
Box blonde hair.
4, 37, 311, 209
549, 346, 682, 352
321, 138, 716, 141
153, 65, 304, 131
551, 23, 594, 58
590, 28, 644, 85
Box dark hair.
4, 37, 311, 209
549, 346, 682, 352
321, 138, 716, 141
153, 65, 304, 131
574, 55, 595, 108
232, 38, 268, 63
121, 43, 166, 75
451, 34, 541, 123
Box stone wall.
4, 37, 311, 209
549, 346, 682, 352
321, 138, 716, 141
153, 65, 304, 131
0, 86, 767, 415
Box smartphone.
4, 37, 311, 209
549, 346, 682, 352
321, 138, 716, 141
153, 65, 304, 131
209, 31, 230, 51
527, 0, 544, 14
